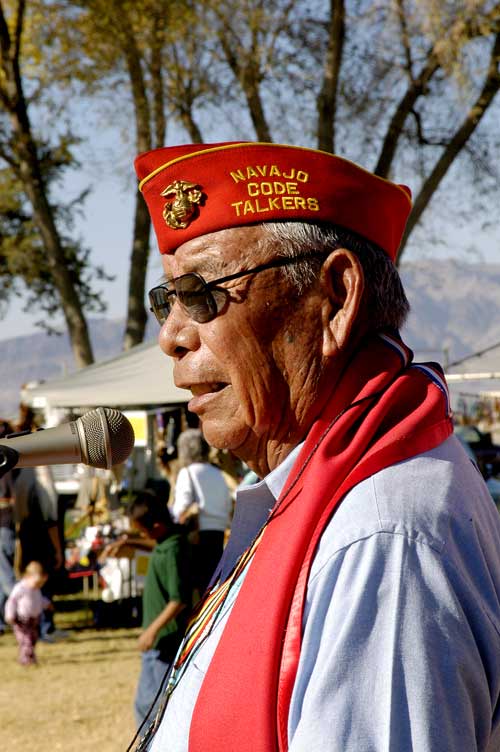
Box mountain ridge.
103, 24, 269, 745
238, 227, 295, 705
1, 259, 499, 417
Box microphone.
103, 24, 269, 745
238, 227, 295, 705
0, 407, 135, 470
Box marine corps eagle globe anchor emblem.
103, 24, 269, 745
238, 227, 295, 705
161, 180, 203, 229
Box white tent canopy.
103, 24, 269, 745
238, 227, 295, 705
22, 340, 188, 410
446, 341, 500, 400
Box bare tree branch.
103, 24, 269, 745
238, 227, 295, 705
410, 108, 450, 148
396, 0, 414, 80
0, 2, 11, 64
375, 3, 500, 178
374, 49, 440, 177
113, 3, 152, 154
150, 2, 166, 149
214, 5, 272, 142
13, 0, 25, 66
266, 0, 297, 59
397, 31, 500, 263
0, 142, 19, 168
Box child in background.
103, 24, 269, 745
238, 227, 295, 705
5, 560, 51, 665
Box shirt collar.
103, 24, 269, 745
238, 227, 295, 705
215, 443, 304, 584
240, 442, 304, 501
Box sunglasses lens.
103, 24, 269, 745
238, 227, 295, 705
176, 274, 217, 323
149, 287, 172, 325
149, 273, 226, 325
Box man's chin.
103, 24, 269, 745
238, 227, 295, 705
196, 416, 250, 456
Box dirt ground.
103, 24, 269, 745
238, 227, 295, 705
0, 626, 141, 751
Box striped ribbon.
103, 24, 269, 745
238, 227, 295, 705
167, 526, 266, 693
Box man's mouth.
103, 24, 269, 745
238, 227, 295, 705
190, 382, 228, 396
185, 382, 230, 414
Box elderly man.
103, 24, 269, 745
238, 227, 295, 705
133, 143, 500, 751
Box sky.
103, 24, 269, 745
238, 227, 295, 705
0, 113, 499, 344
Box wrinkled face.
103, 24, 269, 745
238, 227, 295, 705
157, 226, 327, 468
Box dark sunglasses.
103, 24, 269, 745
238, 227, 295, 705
148, 252, 326, 325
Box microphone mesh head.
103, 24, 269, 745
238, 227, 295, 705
80, 408, 135, 468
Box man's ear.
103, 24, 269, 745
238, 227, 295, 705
320, 248, 365, 357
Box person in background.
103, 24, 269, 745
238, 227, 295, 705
15, 403, 37, 434
0, 419, 16, 635
75, 466, 120, 525
13, 406, 64, 641
132, 141, 500, 751
173, 429, 232, 594
212, 448, 244, 500
237, 464, 260, 489
5, 560, 51, 665
128, 490, 191, 731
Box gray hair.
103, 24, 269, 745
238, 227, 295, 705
177, 428, 209, 465
261, 222, 410, 330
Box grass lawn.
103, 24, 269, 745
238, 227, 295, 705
1, 611, 141, 750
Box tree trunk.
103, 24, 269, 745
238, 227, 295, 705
316, 0, 345, 154
180, 110, 204, 143
15, 129, 94, 366
118, 7, 153, 350
0, 2, 94, 367
123, 196, 151, 349
397, 32, 500, 264
150, 4, 166, 149
244, 79, 273, 142
219, 32, 272, 142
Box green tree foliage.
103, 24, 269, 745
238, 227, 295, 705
0, 148, 111, 335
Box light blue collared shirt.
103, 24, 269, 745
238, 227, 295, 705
150, 436, 500, 751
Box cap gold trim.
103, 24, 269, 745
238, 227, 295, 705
138, 142, 412, 207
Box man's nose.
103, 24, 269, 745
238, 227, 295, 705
158, 302, 201, 357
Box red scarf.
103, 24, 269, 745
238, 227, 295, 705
189, 333, 453, 751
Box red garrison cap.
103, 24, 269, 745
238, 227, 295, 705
135, 142, 412, 261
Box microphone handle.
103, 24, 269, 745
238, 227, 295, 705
0, 421, 85, 468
